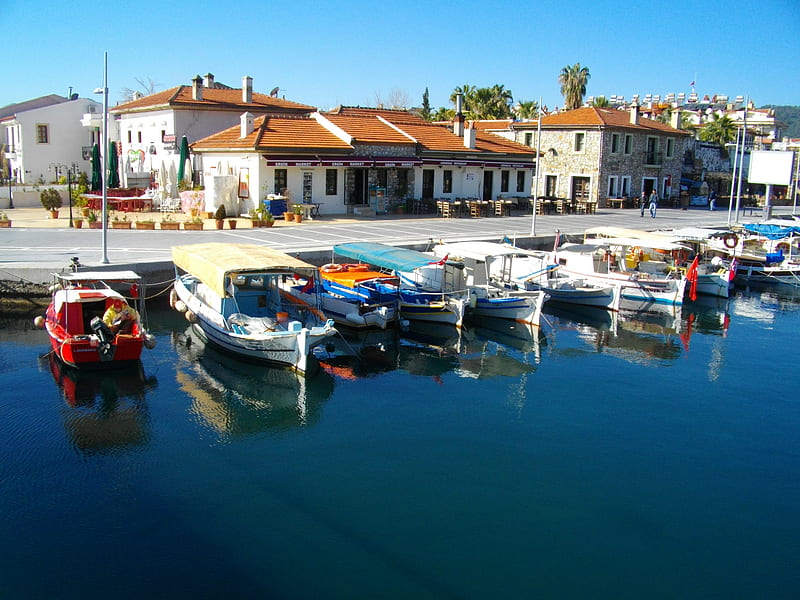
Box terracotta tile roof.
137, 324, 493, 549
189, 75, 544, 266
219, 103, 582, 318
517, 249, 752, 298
537, 107, 690, 135
471, 119, 513, 131
323, 113, 414, 145
111, 86, 315, 114
191, 115, 352, 152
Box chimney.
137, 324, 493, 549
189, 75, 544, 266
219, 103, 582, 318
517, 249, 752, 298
205, 73, 215, 88
242, 75, 253, 103
464, 120, 476, 149
630, 101, 640, 125
670, 108, 681, 130
192, 75, 203, 101
240, 112, 255, 138
453, 92, 465, 136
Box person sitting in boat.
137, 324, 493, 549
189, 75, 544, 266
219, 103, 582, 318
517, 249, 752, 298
102, 298, 139, 334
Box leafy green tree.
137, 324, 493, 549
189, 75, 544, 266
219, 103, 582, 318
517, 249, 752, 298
590, 96, 609, 107
420, 87, 431, 121
431, 106, 454, 122
449, 84, 514, 120
699, 113, 737, 145
558, 63, 591, 110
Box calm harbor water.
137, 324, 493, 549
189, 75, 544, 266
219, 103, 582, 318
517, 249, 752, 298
1, 286, 799, 599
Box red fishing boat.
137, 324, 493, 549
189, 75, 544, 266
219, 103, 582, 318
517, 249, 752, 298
36, 270, 155, 368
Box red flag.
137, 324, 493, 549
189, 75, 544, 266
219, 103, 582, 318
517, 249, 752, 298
729, 258, 737, 282
686, 255, 699, 301
431, 254, 448, 265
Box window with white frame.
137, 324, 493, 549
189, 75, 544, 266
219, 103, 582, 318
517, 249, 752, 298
611, 133, 620, 153
36, 124, 49, 144
607, 175, 619, 197
501, 170, 509, 193
516, 171, 525, 193
620, 176, 631, 197
524, 132, 533, 146
624, 134, 633, 154
442, 170, 453, 194
325, 169, 337, 195
573, 132, 585, 153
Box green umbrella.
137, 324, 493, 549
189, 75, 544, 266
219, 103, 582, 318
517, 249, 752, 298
90, 143, 102, 191
107, 141, 120, 188
177, 136, 190, 184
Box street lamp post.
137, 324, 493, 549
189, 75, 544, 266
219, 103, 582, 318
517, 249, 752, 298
66, 163, 78, 228
94, 52, 109, 264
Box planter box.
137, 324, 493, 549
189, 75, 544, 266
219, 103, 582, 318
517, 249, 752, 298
88, 221, 103, 229
111, 222, 132, 229
251, 220, 264, 228
183, 222, 204, 231
0, 220, 11, 228
160, 222, 180, 230
135, 222, 155, 230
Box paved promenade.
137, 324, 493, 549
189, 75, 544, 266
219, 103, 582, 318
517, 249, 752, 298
0, 204, 791, 287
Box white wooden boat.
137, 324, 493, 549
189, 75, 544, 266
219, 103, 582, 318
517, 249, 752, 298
332, 242, 469, 327
704, 223, 800, 287
431, 241, 547, 325
554, 227, 689, 305
171, 243, 336, 375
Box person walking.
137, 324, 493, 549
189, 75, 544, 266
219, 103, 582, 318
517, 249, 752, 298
640, 190, 647, 217
709, 189, 716, 211
649, 189, 658, 218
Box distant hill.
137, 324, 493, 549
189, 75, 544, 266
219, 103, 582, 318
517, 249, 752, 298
762, 105, 800, 139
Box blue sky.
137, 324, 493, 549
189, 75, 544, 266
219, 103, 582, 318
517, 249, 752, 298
2, 0, 798, 112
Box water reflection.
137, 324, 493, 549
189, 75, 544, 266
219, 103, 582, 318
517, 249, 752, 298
43, 354, 157, 454
456, 318, 542, 379
173, 327, 335, 437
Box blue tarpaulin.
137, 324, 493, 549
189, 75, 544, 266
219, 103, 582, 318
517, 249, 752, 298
333, 242, 442, 272
741, 224, 800, 240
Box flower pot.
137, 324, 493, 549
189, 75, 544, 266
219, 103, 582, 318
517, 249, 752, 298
294, 214, 303, 223
284, 211, 294, 222
160, 222, 180, 230
251, 220, 264, 228
183, 222, 204, 231
265, 220, 274, 228
111, 221, 132, 229
216, 220, 224, 230
135, 221, 155, 230
88, 221, 102, 229
228, 219, 237, 229
0, 220, 11, 228
73, 220, 83, 229
49, 210, 59, 219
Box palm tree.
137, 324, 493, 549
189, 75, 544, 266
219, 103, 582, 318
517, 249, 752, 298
590, 96, 609, 108
558, 63, 591, 110
516, 100, 539, 120
699, 113, 737, 145
450, 84, 477, 114
449, 84, 514, 120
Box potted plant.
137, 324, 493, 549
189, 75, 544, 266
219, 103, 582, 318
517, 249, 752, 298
87, 210, 102, 229
160, 213, 180, 230
214, 204, 227, 229
135, 217, 155, 230
73, 217, 83, 229
111, 212, 131, 229
40, 187, 62, 219
293, 204, 303, 223
264, 209, 275, 228
228, 217, 237, 230
283, 201, 294, 222
183, 215, 204, 230
0, 213, 10, 228
249, 207, 264, 228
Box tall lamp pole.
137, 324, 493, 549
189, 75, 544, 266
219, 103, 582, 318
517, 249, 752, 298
95, 52, 110, 264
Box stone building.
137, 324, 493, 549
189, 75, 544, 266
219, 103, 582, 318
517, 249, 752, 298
506, 106, 691, 206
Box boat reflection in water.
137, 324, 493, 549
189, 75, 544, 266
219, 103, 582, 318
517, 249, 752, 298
45, 354, 157, 454
173, 328, 335, 437
544, 295, 733, 362
456, 317, 543, 379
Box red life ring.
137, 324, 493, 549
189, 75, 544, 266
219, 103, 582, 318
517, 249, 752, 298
321, 263, 343, 273
723, 233, 738, 249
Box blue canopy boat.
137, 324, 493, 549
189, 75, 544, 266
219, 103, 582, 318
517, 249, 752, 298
332, 242, 469, 327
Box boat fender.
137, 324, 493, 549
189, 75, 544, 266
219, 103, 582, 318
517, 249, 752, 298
169, 288, 178, 308
174, 300, 187, 313
185, 310, 197, 323
321, 263, 343, 273
723, 233, 738, 249
33, 315, 45, 328
469, 294, 478, 309
345, 264, 369, 272
143, 333, 157, 349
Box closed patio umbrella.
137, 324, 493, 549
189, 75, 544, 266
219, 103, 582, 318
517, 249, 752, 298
177, 136, 191, 185
90, 143, 102, 191
107, 141, 120, 188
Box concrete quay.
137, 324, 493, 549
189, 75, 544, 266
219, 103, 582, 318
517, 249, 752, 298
0, 204, 789, 297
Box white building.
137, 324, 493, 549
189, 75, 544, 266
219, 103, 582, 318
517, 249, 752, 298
1, 95, 102, 184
